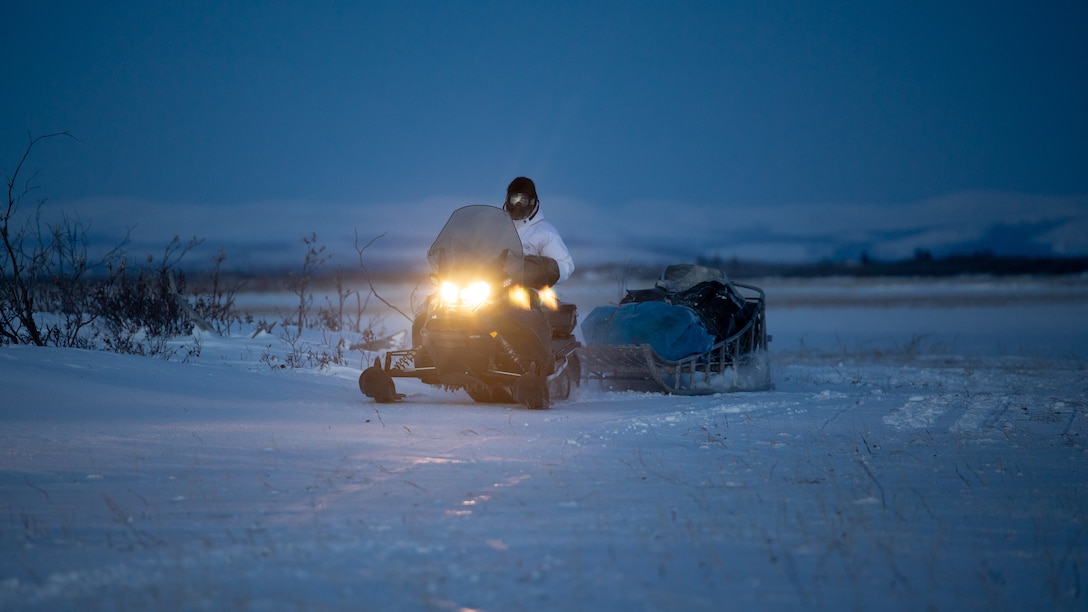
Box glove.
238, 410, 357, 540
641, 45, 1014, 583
522, 255, 560, 289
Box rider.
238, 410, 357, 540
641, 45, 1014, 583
503, 176, 575, 288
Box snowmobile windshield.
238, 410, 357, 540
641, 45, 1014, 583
427, 205, 524, 283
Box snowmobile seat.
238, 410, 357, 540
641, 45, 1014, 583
547, 302, 578, 339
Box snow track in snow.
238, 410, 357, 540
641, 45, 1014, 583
3, 282, 1087, 610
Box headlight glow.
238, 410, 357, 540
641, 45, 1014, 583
539, 286, 559, 310
439, 280, 492, 308
460, 281, 491, 307
439, 281, 460, 304
509, 286, 531, 310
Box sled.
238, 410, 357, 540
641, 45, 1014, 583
578, 269, 771, 395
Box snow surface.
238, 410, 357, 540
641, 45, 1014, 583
2, 276, 1087, 611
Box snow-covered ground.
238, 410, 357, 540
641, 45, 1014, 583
2, 275, 1087, 611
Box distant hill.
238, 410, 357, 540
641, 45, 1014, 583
694, 251, 1088, 279
574, 252, 1088, 281
168, 251, 1088, 291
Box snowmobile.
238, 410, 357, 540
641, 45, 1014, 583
578, 264, 771, 394
359, 205, 581, 410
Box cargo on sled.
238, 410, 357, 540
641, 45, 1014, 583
578, 264, 771, 394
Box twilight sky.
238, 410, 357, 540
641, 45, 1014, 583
4, 1, 1087, 270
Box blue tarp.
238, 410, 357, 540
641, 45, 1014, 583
581, 302, 715, 362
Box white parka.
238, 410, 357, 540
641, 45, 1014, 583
512, 213, 575, 284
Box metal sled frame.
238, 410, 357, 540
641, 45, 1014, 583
579, 282, 771, 395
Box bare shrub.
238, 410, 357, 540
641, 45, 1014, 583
92, 236, 202, 356
192, 247, 246, 335
1, 132, 80, 345
4, 133, 389, 370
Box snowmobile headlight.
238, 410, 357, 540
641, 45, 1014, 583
439, 281, 460, 304
460, 281, 491, 308
539, 286, 558, 310
439, 280, 491, 308
509, 286, 531, 310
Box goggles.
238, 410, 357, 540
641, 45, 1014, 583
506, 192, 532, 207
